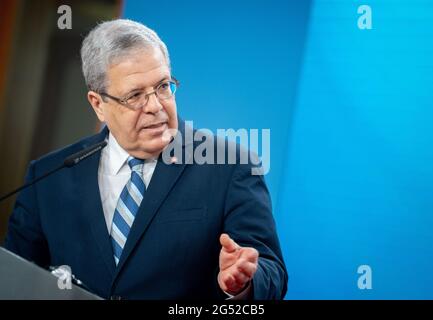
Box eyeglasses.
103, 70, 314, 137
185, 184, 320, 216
99, 77, 179, 110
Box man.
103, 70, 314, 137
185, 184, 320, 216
4, 19, 287, 299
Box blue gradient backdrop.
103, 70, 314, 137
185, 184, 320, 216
123, 0, 433, 299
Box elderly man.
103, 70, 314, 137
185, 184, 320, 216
4, 19, 287, 300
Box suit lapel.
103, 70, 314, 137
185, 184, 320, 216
74, 127, 116, 278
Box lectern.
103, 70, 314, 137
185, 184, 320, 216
0, 247, 101, 299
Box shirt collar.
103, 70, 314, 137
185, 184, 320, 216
104, 132, 159, 176
105, 132, 130, 176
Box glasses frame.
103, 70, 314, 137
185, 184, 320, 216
99, 77, 179, 110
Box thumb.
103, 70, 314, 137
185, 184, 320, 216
220, 233, 239, 253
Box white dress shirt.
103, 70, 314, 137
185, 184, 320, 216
98, 133, 157, 232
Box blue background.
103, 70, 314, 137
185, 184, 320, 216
123, 0, 433, 299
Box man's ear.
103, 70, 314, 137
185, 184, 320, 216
87, 91, 105, 122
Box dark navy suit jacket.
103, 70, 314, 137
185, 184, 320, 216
4, 120, 287, 299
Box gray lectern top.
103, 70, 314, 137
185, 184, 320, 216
0, 247, 102, 300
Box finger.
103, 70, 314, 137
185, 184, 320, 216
237, 261, 258, 278
226, 277, 244, 294
220, 273, 236, 292
232, 268, 250, 285
240, 247, 259, 263
219, 251, 238, 270
220, 233, 239, 253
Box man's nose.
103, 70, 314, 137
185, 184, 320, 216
142, 93, 163, 114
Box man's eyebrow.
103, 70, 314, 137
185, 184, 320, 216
153, 77, 170, 87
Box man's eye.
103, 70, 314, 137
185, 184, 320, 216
127, 92, 142, 102
159, 82, 170, 90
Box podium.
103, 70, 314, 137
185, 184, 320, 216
0, 247, 102, 299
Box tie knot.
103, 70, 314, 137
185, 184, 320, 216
127, 156, 144, 172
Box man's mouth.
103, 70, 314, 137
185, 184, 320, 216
141, 121, 168, 135
144, 121, 167, 129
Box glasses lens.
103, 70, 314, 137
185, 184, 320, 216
126, 92, 144, 108
158, 81, 177, 100
122, 80, 178, 109
169, 81, 177, 95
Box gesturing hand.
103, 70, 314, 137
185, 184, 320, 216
217, 233, 259, 295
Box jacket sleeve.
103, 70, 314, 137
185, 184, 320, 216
223, 158, 288, 300
3, 161, 50, 268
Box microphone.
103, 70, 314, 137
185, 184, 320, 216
0, 140, 107, 202
63, 140, 107, 167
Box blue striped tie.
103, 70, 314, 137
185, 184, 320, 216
110, 156, 146, 265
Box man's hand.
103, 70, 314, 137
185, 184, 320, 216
218, 233, 259, 296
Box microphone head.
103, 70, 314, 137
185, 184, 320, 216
63, 157, 79, 168
63, 141, 107, 168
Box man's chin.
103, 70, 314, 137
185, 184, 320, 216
131, 140, 169, 159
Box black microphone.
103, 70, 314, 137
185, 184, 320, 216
0, 140, 107, 202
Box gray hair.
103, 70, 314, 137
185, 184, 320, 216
81, 19, 170, 93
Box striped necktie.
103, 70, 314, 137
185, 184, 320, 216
110, 156, 145, 265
